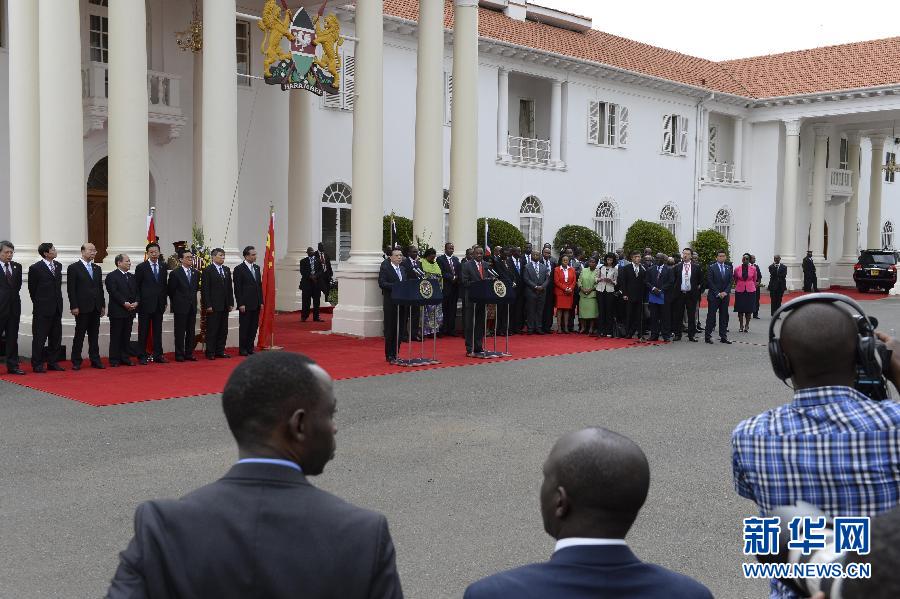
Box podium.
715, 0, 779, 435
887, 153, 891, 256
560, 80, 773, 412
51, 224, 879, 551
391, 277, 443, 366
467, 278, 516, 358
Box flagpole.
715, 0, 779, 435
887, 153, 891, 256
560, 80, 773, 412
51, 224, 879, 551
261, 205, 283, 351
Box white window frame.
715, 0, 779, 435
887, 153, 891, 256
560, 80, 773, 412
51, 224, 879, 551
88, 2, 110, 64
659, 203, 680, 239
236, 20, 251, 87
593, 199, 620, 251
519, 196, 543, 248
323, 45, 356, 111
321, 182, 352, 263
839, 138, 849, 170
882, 221, 895, 250
714, 207, 732, 245
587, 100, 628, 147
662, 114, 689, 156
885, 152, 896, 184
443, 190, 450, 245
708, 125, 718, 162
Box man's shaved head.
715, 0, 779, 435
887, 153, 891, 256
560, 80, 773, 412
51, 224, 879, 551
780, 302, 858, 387
541, 427, 650, 540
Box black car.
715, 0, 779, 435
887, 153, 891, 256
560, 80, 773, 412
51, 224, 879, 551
853, 250, 898, 292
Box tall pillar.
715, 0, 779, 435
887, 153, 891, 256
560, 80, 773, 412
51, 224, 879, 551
497, 68, 510, 160
549, 80, 562, 166
732, 117, 744, 182
201, 0, 239, 253
448, 0, 479, 255
330, 0, 385, 336
741, 119, 752, 184
276, 91, 316, 311
867, 135, 886, 250
779, 119, 802, 289
192, 52, 203, 225
412, 0, 445, 247
106, 0, 150, 266
7, 0, 40, 258
809, 124, 829, 261
38, 0, 87, 262
835, 133, 861, 286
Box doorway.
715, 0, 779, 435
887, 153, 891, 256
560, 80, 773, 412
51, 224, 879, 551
87, 158, 109, 263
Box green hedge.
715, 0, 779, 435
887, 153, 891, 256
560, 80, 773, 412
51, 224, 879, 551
553, 225, 605, 255
690, 229, 730, 269
382, 215, 413, 251
477, 217, 526, 250
622, 220, 679, 257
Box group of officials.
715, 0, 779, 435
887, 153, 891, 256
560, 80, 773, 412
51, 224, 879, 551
0, 240, 264, 374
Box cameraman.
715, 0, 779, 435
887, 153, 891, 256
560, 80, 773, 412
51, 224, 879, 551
731, 301, 900, 599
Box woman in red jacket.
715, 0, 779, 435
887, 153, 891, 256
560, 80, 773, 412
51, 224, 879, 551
554, 254, 576, 333
733, 253, 758, 333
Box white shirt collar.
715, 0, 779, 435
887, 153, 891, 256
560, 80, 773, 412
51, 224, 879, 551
44, 258, 54, 269
81, 258, 93, 268
183, 265, 192, 275
554, 537, 628, 553
244, 260, 254, 270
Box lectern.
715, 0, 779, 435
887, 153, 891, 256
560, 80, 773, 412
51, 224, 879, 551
467, 278, 516, 358
391, 277, 444, 366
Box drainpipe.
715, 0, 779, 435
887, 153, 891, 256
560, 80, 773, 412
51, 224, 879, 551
692, 92, 715, 244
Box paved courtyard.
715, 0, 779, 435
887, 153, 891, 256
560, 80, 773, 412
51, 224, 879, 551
2, 297, 898, 598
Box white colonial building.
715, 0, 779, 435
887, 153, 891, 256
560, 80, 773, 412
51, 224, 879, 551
2, 0, 900, 348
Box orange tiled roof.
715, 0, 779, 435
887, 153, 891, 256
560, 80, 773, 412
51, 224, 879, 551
381, 0, 900, 99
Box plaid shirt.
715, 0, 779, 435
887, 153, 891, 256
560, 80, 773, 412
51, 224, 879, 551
732, 386, 900, 599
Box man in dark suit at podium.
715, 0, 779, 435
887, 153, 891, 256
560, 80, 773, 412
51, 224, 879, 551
462, 246, 491, 356
167, 249, 200, 362
66, 242, 106, 370
0, 240, 24, 375
378, 249, 407, 364
105, 254, 138, 367
437, 243, 461, 336
233, 246, 263, 355
28, 242, 65, 372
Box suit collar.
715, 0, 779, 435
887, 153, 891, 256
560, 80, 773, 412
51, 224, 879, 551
550, 544, 641, 567
222, 462, 311, 486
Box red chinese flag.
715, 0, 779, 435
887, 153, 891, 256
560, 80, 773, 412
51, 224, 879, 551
257, 212, 277, 349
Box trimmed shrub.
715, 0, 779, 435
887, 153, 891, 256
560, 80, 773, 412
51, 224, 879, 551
622, 220, 679, 258
382, 215, 413, 251
476, 217, 526, 250
691, 229, 730, 269
553, 225, 605, 255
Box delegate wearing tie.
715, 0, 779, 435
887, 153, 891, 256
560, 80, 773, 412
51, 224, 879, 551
105, 255, 139, 367
461, 247, 490, 355
378, 249, 408, 363
705, 253, 733, 344
168, 250, 201, 362
135, 244, 169, 365
202, 249, 234, 360
66, 244, 107, 370
299, 247, 322, 322
28, 243, 66, 372
233, 247, 264, 355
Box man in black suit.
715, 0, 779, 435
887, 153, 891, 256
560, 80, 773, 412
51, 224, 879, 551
378, 249, 407, 363
540, 245, 556, 333
66, 242, 106, 370
436, 242, 461, 336
750, 254, 762, 319
167, 249, 200, 362
0, 240, 24, 375
401, 245, 424, 341
768, 254, 788, 315
671, 248, 702, 342
645, 253, 674, 342
105, 254, 138, 367
316, 242, 333, 305
233, 246, 263, 356
202, 248, 234, 360
106, 352, 403, 599
462, 246, 493, 355
522, 250, 550, 335
802, 250, 818, 292
507, 246, 526, 333
28, 242, 65, 372
705, 249, 733, 344
464, 427, 712, 599
134, 242, 169, 365
299, 247, 323, 322
617, 251, 646, 339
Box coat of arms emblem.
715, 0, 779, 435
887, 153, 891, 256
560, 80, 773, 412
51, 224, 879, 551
493, 280, 507, 298
419, 280, 434, 300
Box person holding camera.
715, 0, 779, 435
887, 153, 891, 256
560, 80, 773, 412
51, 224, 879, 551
731, 296, 900, 599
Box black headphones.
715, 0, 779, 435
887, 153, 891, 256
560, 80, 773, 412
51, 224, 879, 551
768, 293, 888, 398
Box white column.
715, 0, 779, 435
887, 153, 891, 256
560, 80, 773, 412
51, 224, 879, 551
701, 109, 710, 179
412, 0, 445, 247
841, 133, 861, 261
330, 0, 385, 336
38, 0, 87, 261
201, 0, 239, 252
779, 119, 802, 289
549, 80, 562, 166
192, 52, 203, 225
741, 119, 752, 184
448, 0, 479, 255
732, 117, 744, 182
867, 135, 886, 250
809, 124, 829, 261
276, 91, 316, 311
7, 0, 40, 257
497, 68, 510, 160
105, 0, 150, 265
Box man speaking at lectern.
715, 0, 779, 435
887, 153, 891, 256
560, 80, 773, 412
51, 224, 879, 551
462, 246, 491, 357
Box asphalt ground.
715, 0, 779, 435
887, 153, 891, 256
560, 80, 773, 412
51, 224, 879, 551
2, 296, 898, 598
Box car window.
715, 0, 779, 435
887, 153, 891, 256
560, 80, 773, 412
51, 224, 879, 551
860, 253, 897, 265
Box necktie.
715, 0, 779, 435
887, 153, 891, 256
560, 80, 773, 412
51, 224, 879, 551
86, 263, 93, 279
515, 260, 520, 273
634, 265, 638, 276
152, 262, 158, 280
720, 264, 725, 277
477, 263, 483, 279
218, 266, 224, 278
4, 263, 11, 282
395, 266, 401, 280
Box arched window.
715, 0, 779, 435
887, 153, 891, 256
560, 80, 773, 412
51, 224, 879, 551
519, 195, 543, 248
714, 207, 732, 245
321, 182, 352, 262
659, 203, 680, 238
443, 189, 450, 245
593, 199, 620, 251
883, 221, 895, 250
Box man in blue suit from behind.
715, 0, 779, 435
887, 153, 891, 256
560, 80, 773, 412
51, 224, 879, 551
464, 427, 713, 599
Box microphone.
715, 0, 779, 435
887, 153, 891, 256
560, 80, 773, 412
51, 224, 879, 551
413, 268, 427, 278
487, 268, 500, 279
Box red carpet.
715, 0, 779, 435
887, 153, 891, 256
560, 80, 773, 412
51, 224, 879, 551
698, 286, 887, 308
0, 314, 645, 407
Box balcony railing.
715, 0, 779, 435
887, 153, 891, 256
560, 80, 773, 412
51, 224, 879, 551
707, 161, 735, 183
507, 135, 551, 165
81, 62, 186, 142
828, 168, 853, 197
